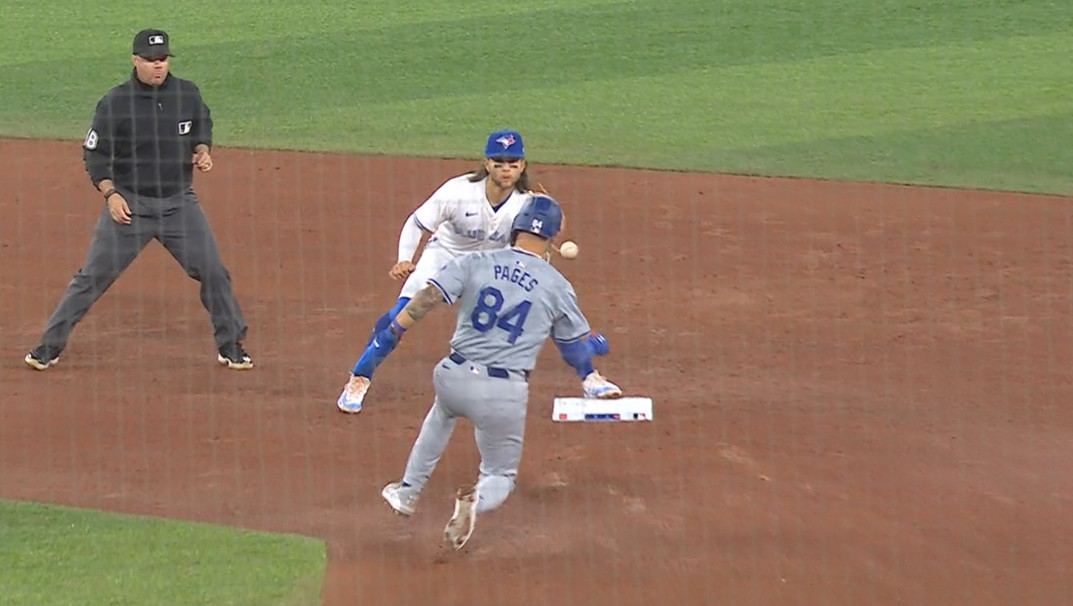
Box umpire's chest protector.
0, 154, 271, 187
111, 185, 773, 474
110, 75, 203, 175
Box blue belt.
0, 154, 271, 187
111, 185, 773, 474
448, 352, 529, 381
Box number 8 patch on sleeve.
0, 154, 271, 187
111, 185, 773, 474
83, 129, 99, 150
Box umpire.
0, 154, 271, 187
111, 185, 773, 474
24, 29, 253, 371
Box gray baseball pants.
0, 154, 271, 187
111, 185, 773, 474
401, 355, 530, 514
38, 188, 247, 350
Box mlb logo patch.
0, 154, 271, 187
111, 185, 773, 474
149, 35, 165, 45
177, 121, 192, 135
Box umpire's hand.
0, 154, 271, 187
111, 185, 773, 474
107, 193, 132, 225
193, 147, 213, 172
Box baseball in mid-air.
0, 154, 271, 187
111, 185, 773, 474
558, 240, 579, 259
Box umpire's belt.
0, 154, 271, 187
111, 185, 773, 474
448, 352, 529, 381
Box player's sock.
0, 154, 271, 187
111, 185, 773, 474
353, 298, 412, 376
364, 313, 392, 348
351, 346, 379, 378
364, 297, 410, 348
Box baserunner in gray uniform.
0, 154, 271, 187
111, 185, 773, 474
358, 194, 623, 551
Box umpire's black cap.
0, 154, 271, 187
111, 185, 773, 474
132, 29, 174, 59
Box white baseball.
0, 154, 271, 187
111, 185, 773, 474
558, 240, 579, 259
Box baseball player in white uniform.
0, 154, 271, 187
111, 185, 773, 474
338, 130, 537, 413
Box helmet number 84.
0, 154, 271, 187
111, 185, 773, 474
470, 286, 531, 345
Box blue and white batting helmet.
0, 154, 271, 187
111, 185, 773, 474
511, 195, 563, 240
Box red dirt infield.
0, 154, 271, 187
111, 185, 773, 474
1, 137, 1071, 605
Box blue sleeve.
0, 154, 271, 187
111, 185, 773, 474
555, 336, 595, 379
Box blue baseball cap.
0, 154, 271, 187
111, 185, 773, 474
485, 129, 525, 159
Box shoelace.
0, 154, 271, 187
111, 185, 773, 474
348, 378, 368, 395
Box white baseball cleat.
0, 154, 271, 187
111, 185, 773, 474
24, 345, 61, 371
381, 481, 419, 516
217, 342, 254, 370
337, 374, 370, 413
443, 484, 478, 551
582, 371, 623, 399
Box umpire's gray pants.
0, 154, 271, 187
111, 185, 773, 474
39, 188, 247, 350
402, 355, 530, 515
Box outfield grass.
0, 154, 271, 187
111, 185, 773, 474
3, 0, 1072, 193
0, 501, 325, 606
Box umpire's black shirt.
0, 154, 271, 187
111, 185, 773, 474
83, 70, 212, 198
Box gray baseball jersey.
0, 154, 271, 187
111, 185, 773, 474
428, 247, 591, 370
399, 246, 593, 515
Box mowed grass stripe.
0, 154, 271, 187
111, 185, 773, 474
726, 112, 1073, 193
5, 0, 1068, 69
0, 0, 631, 65
3, 0, 1068, 112
217, 32, 1073, 164
3, 0, 1072, 192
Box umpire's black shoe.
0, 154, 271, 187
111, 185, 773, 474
217, 342, 253, 370
25, 344, 62, 371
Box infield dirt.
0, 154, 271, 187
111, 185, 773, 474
2, 138, 1071, 605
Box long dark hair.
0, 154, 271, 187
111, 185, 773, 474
467, 163, 531, 193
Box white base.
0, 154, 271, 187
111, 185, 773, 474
552, 397, 653, 422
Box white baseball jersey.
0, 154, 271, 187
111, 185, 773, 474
397, 174, 533, 299
413, 174, 533, 255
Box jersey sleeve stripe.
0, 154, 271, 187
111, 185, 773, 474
413, 215, 433, 233
553, 331, 590, 344
426, 278, 453, 305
